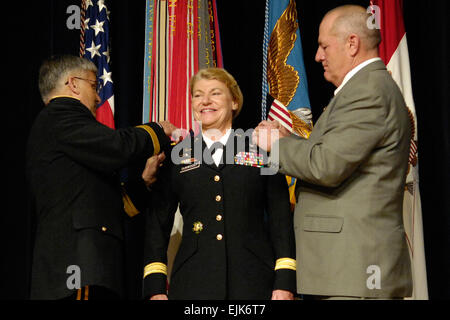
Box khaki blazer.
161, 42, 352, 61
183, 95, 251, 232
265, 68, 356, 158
276, 60, 413, 297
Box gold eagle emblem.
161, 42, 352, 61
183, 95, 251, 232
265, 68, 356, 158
267, 0, 312, 139
267, 0, 300, 107
289, 110, 312, 139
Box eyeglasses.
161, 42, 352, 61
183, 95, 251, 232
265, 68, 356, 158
65, 77, 103, 94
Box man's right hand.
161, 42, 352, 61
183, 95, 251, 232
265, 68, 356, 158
158, 121, 178, 137
252, 120, 291, 152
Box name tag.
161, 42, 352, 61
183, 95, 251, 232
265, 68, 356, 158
180, 157, 197, 165
180, 161, 201, 173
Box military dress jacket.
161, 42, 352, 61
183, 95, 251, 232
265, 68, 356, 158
276, 60, 413, 298
142, 130, 297, 300
26, 97, 169, 299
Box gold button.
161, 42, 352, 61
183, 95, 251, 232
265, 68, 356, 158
214, 175, 220, 182
215, 195, 222, 202
101, 227, 107, 232
216, 234, 223, 241
216, 215, 223, 221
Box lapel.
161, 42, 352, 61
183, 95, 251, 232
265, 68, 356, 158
329, 60, 387, 106
320, 60, 388, 122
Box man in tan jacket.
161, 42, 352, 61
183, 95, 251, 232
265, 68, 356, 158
254, 5, 412, 299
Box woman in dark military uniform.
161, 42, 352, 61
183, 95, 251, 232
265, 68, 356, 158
142, 68, 296, 300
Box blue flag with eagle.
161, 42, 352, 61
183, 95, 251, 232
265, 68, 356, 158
261, 0, 313, 209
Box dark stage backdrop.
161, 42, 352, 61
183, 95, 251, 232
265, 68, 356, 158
2, 0, 449, 299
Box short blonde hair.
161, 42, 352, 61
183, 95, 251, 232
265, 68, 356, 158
190, 68, 244, 119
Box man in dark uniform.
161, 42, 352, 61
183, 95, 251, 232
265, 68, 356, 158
26, 55, 175, 299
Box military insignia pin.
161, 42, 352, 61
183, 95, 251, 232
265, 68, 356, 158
180, 157, 198, 165
192, 221, 203, 234
180, 161, 201, 173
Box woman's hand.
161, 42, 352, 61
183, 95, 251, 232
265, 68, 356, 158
150, 294, 168, 300
271, 289, 294, 300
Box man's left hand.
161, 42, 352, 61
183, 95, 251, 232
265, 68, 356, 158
142, 152, 166, 187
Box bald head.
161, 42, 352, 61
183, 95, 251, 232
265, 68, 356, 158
325, 5, 381, 51
315, 5, 381, 87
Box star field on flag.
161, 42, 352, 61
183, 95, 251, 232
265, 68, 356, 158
82, 0, 115, 129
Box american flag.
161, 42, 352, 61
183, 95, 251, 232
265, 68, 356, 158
268, 99, 293, 132
81, 0, 115, 129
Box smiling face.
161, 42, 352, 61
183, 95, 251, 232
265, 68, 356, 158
192, 78, 238, 135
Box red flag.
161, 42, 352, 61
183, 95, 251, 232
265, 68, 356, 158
372, 0, 428, 300
143, 0, 223, 134
142, 0, 224, 284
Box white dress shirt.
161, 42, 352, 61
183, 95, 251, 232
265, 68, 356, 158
203, 128, 232, 166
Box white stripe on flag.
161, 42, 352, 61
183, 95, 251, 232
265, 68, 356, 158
385, 22, 428, 301
387, 35, 418, 141
272, 99, 291, 118
107, 96, 115, 114
268, 110, 293, 132
268, 99, 293, 131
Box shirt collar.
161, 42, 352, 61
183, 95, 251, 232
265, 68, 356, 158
203, 128, 232, 148
334, 57, 382, 96
49, 95, 81, 102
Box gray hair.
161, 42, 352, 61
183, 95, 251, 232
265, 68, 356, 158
328, 5, 381, 51
38, 55, 97, 103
